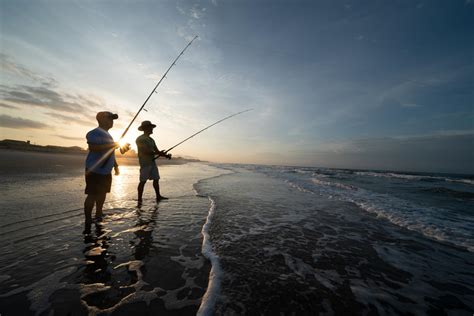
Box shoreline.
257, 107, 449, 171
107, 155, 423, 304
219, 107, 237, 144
0, 149, 197, 175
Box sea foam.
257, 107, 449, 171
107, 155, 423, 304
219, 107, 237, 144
197, 196, 224, 316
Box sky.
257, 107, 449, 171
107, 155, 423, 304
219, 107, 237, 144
0, 0, 473, 173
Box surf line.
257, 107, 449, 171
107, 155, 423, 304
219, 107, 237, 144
197, 196, 223, 316
87, 35, 199, 173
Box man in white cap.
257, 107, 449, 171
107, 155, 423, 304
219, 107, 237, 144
84, 111, 130, 233
136, 120, 171, 204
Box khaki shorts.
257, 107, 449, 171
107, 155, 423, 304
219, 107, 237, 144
140, 164, 160, 182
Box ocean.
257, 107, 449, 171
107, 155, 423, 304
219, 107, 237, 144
0, 151, 473, 315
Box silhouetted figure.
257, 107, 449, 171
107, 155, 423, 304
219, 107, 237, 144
83, 111, 130, 234
136, 121, 171, 204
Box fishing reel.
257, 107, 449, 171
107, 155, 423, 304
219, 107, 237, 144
153, 150, 172, 160
119, 143, 131, 154
161, 151, 172, 160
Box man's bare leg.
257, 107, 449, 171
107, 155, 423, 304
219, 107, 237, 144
138, 181, 146, 205
84, 194, 96, 233
95, 193, 106, 219
153, 180, 167, 201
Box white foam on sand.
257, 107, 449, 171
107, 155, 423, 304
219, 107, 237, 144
197, 196, 223, 316
0, 266, 77, 316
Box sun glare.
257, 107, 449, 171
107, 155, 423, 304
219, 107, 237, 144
109, 129, 139, 151
119, 138, 128, 148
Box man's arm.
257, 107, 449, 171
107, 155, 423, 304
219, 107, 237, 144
137, 142, 155, 155
114, 159, 120, 175
88, 142, 119, 152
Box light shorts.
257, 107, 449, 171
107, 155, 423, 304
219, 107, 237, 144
140, 164, 160, 182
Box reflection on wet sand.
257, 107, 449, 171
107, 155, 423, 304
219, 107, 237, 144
79, 206, 163, 312
83, 222, 111, 284
132, 206, 158, 260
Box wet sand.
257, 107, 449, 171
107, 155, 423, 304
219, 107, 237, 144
0, 154, 227, 315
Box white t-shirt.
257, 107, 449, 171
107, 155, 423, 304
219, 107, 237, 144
85, 127, 115, 175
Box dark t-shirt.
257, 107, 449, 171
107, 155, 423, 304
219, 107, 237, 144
136, 134, 157, 166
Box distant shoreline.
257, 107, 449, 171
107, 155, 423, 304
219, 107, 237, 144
0, 138, 202, 167
0, 148, 200, 175
0, 139, 86, 154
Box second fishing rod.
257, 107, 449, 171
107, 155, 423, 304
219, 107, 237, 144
118, 35, 252, 161
152, 109, 253, 160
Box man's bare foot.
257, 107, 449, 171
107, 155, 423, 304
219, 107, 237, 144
83, 222, 92, 235
156, 196, 168, 202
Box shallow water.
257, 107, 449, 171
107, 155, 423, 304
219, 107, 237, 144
1, 153, 473, 315
0, 162, 227, 315
195, 165, 474, 315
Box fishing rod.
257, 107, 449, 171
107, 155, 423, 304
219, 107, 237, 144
89, 36, 198, 173
153, 109, 253, 160
120, 35, 199, 141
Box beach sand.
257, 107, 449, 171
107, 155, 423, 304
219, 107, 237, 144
0, 150, 226, 315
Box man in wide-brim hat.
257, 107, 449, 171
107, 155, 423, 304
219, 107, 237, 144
136, 120, 171, 204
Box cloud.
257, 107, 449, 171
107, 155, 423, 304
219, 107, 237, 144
0, 53, 57, 87
0, 114, 48, 129
190, 6, 205, 19
0, 54, 110, 117
45, 112, 94, 126
0, 102, 17, 109
176, 2, 206, 19
54, 135, 84, 141
0, 84, 105, 114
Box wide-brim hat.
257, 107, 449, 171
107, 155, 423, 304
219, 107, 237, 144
138, 120, 157, 131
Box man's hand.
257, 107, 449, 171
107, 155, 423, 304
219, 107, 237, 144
120, 143, 131, 154
89, 143, 119, 152
157, 150, 171, 159
114, 165, 120, 175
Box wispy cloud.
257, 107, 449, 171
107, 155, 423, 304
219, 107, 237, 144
0, 53, 57, 87
176, 2, 206, 20
0, 102, 17, 109
0, 114, 48, 129
0, 55, 109, 116
190, 6, 205, 19
45, 112, 94, 126
0, 84, 96, 113
54, 135, 84, 141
